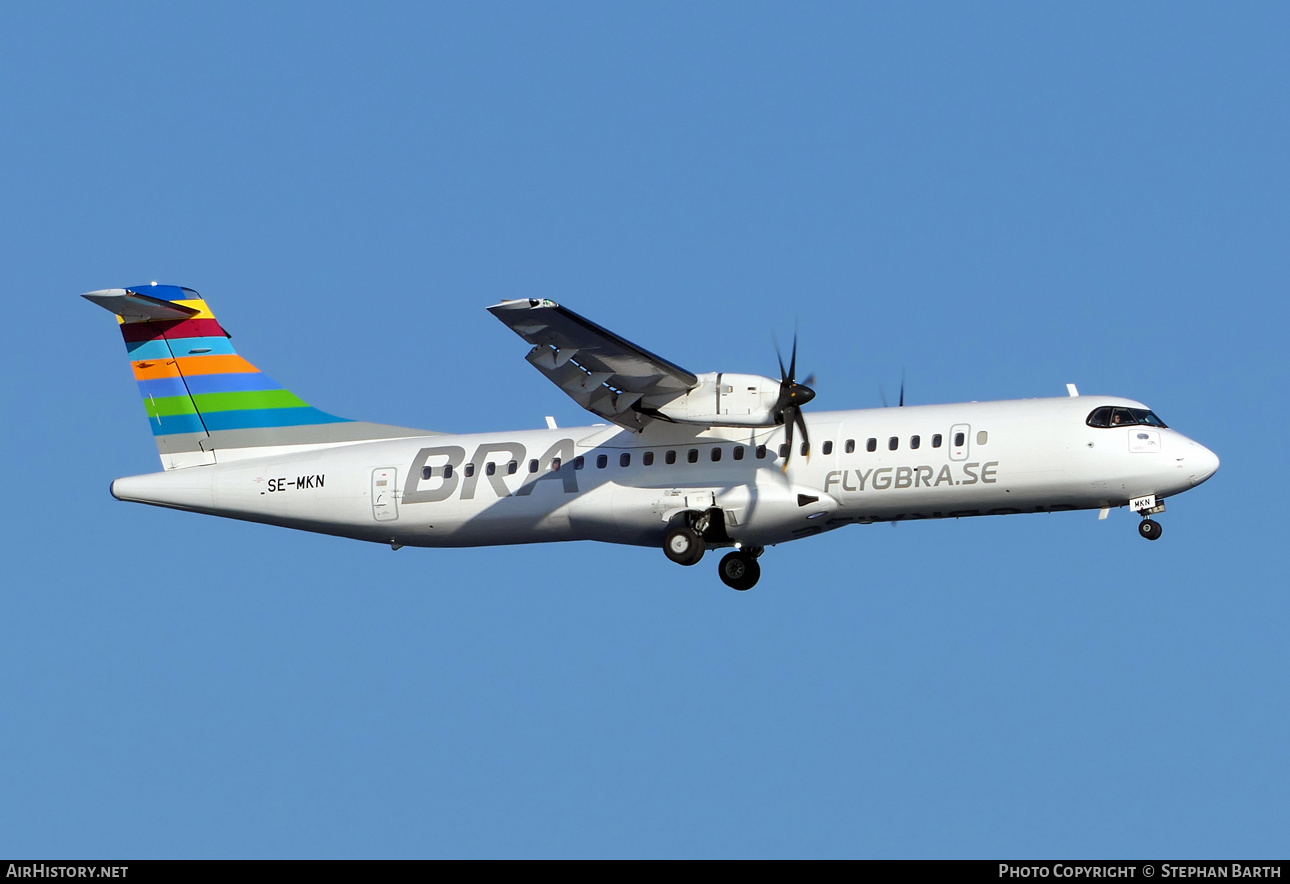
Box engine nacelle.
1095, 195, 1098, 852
651, 372, 782, 427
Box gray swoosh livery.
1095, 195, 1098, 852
89, 287, 1220, 590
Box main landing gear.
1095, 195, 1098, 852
662, 523, 765, 589
1138, 518, 1163, 541
718, 550, 762, 591
663, 525, 705, 566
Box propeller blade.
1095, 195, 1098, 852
795, 407, 811, 459
802, 372, 816, 389
780, 405, 796, 472
779, 406, 813, 472
880, 374, 906, 407
772, 326, 814, 471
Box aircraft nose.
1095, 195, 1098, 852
1189, 443, 1220, 487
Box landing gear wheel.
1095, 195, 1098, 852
664, 526, 705, 566
1138, 519, 1162, 541
718, 551, 761, 591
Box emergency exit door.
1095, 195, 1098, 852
949, 424, 971, 461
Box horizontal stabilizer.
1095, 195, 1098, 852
83, 288, 202, 322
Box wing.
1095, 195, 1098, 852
488, 299, 698, 431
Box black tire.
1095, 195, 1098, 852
664, 526, 705, 565
1138, 519, 1162, 541
718, 551, 761, 591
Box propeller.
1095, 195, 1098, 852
774, 332, 816, 471
879, 370, 906, 408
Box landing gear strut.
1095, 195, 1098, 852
718, 550, 761, 591
1138, 519, 1163, 541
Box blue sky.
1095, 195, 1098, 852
2, 2, 1287, 858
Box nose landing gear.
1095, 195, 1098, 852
1138, 518, 1163, 541
1131, 495, 1166, 541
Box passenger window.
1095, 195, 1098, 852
800, 442, 810, 456
756, 445, 767, 459
779, 443, 789, 458
529, 459, 539, 474
822, 441, 833, 455
486, 462, 496, 476
687, 449, 699, 464
711, 447, 722, 462
422, 466, 433, 480
550, 457, 561, 471
932, 434, 942, 448
866, 438, 877, 452
465, 463, 475, 478
665, 450, 677, 465
888, 436, 898, 451
596, 454, 608, 469
507, 460, 518, 475
444, 464, 453, 479
845, 439, 855, 454
643, 451, 654, 466
976, 431, 988, 445
620, 453, 631, 467
910, 435, 920, 450
733, 446, 745, 461
573, 456, 584, 470
954, 432, 965, 447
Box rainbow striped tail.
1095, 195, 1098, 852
85, 284, 430, 469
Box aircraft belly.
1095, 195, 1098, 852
400, 494, 575, 548
565, 484, 662, 547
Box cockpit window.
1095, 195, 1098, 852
1086, 406, 1169, 429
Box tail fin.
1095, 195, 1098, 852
85, 284, 429, 469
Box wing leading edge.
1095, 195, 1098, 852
488, 299, 698, 431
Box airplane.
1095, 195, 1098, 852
85, 283, 1220, 590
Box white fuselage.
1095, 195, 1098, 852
109, 396, 1220, 550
